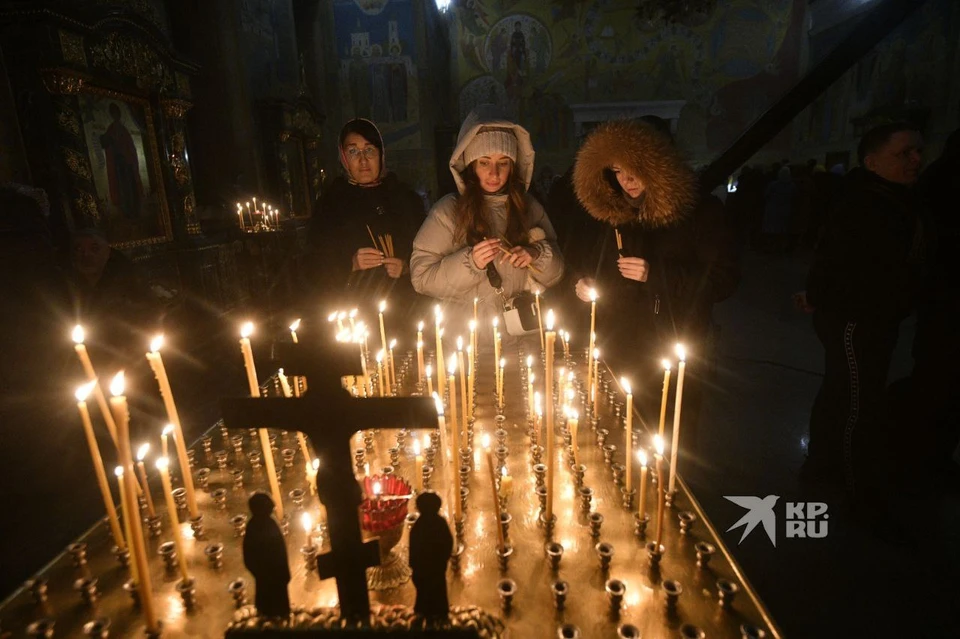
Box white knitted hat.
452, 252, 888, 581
462, 129, 518, 166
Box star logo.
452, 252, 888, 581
724, 495, 779, 547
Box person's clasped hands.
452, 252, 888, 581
353, 247, 404, 279
472, 237, 540, 271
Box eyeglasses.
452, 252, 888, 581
346, 147, 379, 160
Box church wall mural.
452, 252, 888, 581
334, 0, 421, 149
451, 0, 806, 166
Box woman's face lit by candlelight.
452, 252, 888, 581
611, 164, 645, 199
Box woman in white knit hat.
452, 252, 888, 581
410, 105, 564, 317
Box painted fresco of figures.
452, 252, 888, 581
99, 103, 144, 220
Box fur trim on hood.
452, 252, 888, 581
573, 120, 697, 228
449, 104, 535, 193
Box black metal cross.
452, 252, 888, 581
220, 340, 437, 621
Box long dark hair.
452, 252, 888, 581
453, 160, 529, 247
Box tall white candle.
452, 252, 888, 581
668, 344, 687, 495
622, 377, 633, 492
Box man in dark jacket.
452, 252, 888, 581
804, 122, 926, 499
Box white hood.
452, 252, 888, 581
449, 104, 535, 194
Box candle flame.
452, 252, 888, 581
492, 317, 498, 328
379, 300, 386, 313
413, 440, 421, 456
72, 324, 85, 344
422, 433, 430, 449
501, 466, 508, 477
593, 348, 600, 360
499, 357, 505, 368
534, 287, 541, 297
469, 319, 476, 332
481, 433, 490, 449
456, 336, 463, 351
389, 338, 397, 349
350, 309, 358, 318
589, 288, 598, 302
662, 359, 672, 371
546, 309, 555, 330
327, 312, 338, 322
240, 322, 254, 338
417, 321, 424, 331
530, 372, 535, 383
654, 435, 665, 457
114, 465, 124, 477
156, 457, 169, 471
301, 512, 313, 533
534, 391, 541, 410
376, 350, 384, 363
75, 380, 96, 402
162, 424, 174, 437
372, 481, 382, 496
338, 311, 346, 320
526, 355, 533, 368
570, 409, 579, 420
289, 319, 301, 332
109, 371, 125, 397
621, 377, 632, 395
434, 304, 441, 318
675, 343, 686, 361
136, 443, 150, 461
149, 334, 164, 353
425, 364, 432, 377
448, 355, 457, 373
433, 392, 444, 416
312, 458, 320, 470
638, 449, 648, 466
467, 345, 472, 355
417, 340, 423, 349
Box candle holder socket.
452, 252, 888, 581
450, 543, 464, 571
215, 450, 229, 470
363, 432, 375, 453
459, 466, 470, 488
459, 449, 473, 469
212, 488, 228, 510
186, 448, 196, 469
539, 512, 557, 535
396, 429, 408, 448
300, 544, 318, 570
405, 512, 419, 529
289, 488, 305, 510
74, 576, 99, 607
454, 517, 465, 542
740, 623, 768, 638
717, 578, 740, 609
26, 618, 55, 638
557, 623, 579, 638
248, 450, 262, 471
596, 542, 614, 571
380, 465, 394, 477
499, 511, 512, 539
230, 434, 244, 455
146, 514, 163, 537
231, 514, 248, 537
545, 541, 563, 571
177, 576, 197, 609
680, 624, 706, 639
424, 447, 436, 467
678, 510, 697, 535
535, 485, 548, 511
201, 435, 213, 455
496, 544, 514, 572
533, 463, 547, 487
28, 577, 48, 605
228, 578, 247, 608
122, 578, 139, 606
494, 425, 507, 445
578, 486, 593, 513
551, 580, 568, 610
633, 513, 650, 538
354, 448, 365, 473
605, 578, 625, 610
205, 542, 224, 569
83, 618, 111, 638
530, 445, 544, 466
617, 624, 640, 639
195, 467, 211, 490
665, 489, 677, 509
68, 542, 88, 568
388, 447, 401, 467
663, 579, 683, 607
113, 545, 130, 569
588, 511, 604, 537
573, 464, 586, 487
602, 444, 617, 465
268, 433, 279, 452
421, 465, 433, 490
159, 541, 178, 572
494, 445, 508, 464
189, 514, 206, 539
231, 468, 244, 489
459, 487, 469, 513
611, 462, 625, 487
620, 487, 635, 509
281, 448, 295, 469
496, 578, 516, 611
645, 541, 665, 565
695, 541, 716, 568
279, 514, 290, 536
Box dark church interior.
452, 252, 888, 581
0, 0, 957, 637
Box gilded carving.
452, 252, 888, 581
160, 99, 193, 120
90, 33, 171, 91
183, 192, 195, 217
63, 148, 92, 180
94, 0, 164, 30
279, 130, 292, 143
59, 30, 87, 67
40, 68, 87, 95
169, 132, 190, 187
74, 192, 100, 221
57, 109, 81, 137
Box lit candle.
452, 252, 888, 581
483, 434, 506, 552
526, 355, 534, 418
135, 444, 157, 518
638, 449, 649, 519
434, 393, 459, 521
544, 310, 556, 522
71, 325, 118, 446
156, 457, 190, 581
568, 409, 580, 467
654, 435, 666, 550
349, 309, 358, 333
376, 350, 386, 397
109, 373, 159, 632
467, 345, 475, 420
289, 318, 301, 344
448, 355, 459, 452
302, 512, 315, 550
75, 382, 125, 550
499, 465, 513, 501
587, 288, 598, 398
457, 338, 467, 442
592, 348, 601, 417
115, 467, 137, 582
535, 288, 545, 353
434, 307, 446, 402
417, 321, 425, 384
658, 359, 673, 438
668, 345, 687, 495
492, 318, 500, 392
253, 196, 258, 214
238, 323, 285, 520
388, 338, 397, 394
161, 423, 173, 459
534, 390, 542, 442
145, 335, 197, 517
498, 357, 505, 408
473, 296, 478, 329
622, 377, 633, 493
425, 364, 434, 397
237, 205, 245, 231
278, 369, 312, 471
413, 439, 423, 492
529, 373, 537, 425
378, 301, 388, 375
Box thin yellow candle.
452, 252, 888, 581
434, 307, 446, 402
544, 310, 556, 522
238, 323, 285, 520
237, 205, 245, 231
467, 345, 475, 420
654, 435, 666, 549
483, 434, 506, 552
534, 391, 542, 442
622, 377, 633, 493
535, 288, 545, 353
161, 424, 173, 459
76, 382, 125, 550
135, 444, 157, 518
376, 350, 386, 397
448, 355, 460, 452
413, 439, 423, 492
668, 344, 687, 495
498, 357, 505, 408
492, 317, 500, 391
115, 467, 137, 582
587, 288, 598, 396
378, 300, 388, 373
499, 465, 513, 501
425, 364, 434, 397
145, 335, 197, 517
417, 326, 425, 384
592, 348, 601, 416
568, 409, 580, 467
109, 373, 159, 632
473, 296, 478, 329
529, 372, 536, 422
456, 338, 467, 438
156, 457, 190, 581
388, 338, 398, 394
638, 449, 649, 519
72, 325, 118, 446
434, 393, 459, 521
301, 512, 316, 551
658, 359, 673, 438
278, 369, 312, 469
289, 318, 301, 344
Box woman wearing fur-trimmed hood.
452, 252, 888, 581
569, 119, 739, 443
410, 105, 563, 316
